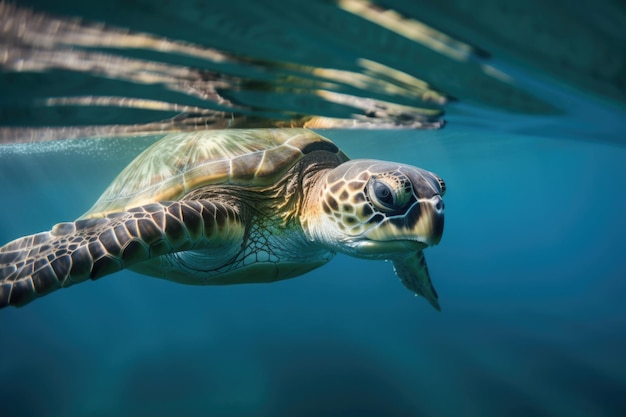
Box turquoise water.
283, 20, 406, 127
1, 1, 626, 416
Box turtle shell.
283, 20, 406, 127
81, 129, 349, 218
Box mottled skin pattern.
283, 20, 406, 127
0, 129, 445, 310
312, 162, 445, 244
0, 201, 243, 306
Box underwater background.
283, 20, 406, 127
1, 1, 625, 416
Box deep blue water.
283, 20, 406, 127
2, 127, 625, 416
1, 1, 626, 416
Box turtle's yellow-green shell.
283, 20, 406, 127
82, 129, 348, 219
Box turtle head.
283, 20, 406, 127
307, 159, 445, 259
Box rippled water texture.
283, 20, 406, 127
1, 1, 626, 417
2, 0, 624, 142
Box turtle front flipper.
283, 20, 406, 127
392, 251, 441, 311
0, 200, 244, 308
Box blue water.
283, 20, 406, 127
1, 1, 626, 416
2, 127, 625, 416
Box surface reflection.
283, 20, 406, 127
1, 0, 624, 143
1, 2, 449, 142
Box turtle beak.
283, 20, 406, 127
388, 194, 444, 247
419, 195, 444, 246
404, 166, 445, 246
359, 194, 444, 255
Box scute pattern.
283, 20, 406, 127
323, 176, 373, 235
316, 159, 445, 247
0, 128, 446, 311
83, 129, 347, 218
0, 201, 244, 308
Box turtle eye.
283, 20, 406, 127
366, 174, 413, 213
373, 181, 393, 206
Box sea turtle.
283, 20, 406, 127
0, 129, 445, 310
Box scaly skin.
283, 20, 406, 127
0, 200, 243, 308
0, 130, 447, 311
392, 251, 440, 311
